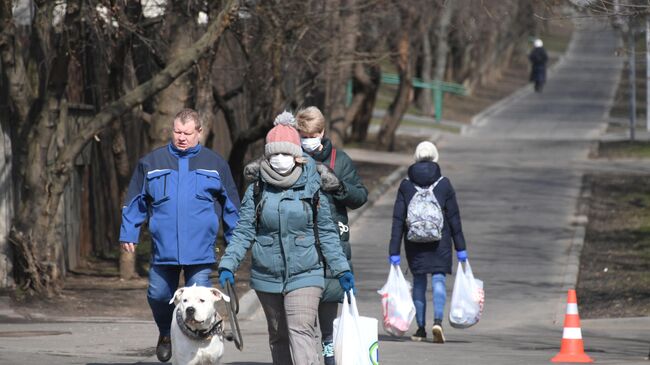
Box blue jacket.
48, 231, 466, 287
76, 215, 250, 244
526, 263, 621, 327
218, 157, 350, 294
389, 161, 466, 274
119, 143, 240, 265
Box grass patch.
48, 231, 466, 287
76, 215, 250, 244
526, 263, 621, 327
538, 17, 574, 54
598, 140, 650, 159
577, 174, 650, 318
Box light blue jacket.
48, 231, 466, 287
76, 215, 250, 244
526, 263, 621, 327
218, 158, 350, 294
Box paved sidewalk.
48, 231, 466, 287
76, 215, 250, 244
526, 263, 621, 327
2, 18, 649, 365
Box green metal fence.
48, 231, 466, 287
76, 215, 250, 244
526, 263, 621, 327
347, 73, 466, 122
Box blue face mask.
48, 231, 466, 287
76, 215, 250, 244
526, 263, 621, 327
301, 137, 322, 153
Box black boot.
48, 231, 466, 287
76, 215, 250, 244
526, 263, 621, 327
410, 326, 426, 342
156, 335, 172, 362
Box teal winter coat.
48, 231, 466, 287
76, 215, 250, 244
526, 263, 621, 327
218, 157, 350, 294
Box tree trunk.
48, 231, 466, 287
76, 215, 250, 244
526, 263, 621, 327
377, 29, 414, 151
0, 116, 14, 288
7, 0, 239, 294
416, 15, 434, 116
432, 0, 454, 119
325, 0, 359, 147
628, 29, 636, 141
149, 2, 200, 148
348, 63, 381, 142
646, 16, 650, 132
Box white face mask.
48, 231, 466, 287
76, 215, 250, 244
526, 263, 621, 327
269, 154, 296, 175
301, 137, 322, 153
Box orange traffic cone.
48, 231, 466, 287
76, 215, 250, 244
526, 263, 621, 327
551, 289, 594, 363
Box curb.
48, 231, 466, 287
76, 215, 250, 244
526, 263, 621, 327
552, 28, 623, 323
555, 181, 590, 325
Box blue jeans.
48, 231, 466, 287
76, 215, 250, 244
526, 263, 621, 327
147, 264, 213, 336
412, 273, 446, 328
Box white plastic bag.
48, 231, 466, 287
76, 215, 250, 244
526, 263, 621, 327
377, 264, 416, 336
333, 292, 379, 365
449, 259, 485, 329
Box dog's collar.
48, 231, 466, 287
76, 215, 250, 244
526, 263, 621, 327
175, 308, 224, 341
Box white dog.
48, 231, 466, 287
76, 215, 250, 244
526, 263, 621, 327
169, 284, 230, 365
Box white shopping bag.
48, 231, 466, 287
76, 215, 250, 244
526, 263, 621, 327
449, 259, 485, 329
333, 292, 379, 365
377, 264, 416, 336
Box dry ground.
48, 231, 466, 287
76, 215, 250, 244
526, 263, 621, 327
577, 173, 650, 319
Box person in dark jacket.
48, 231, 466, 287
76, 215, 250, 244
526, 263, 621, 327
119, 108, 240, 362
295, 106, 368, 365
388, 141, 468, 344
529, 38, 548, 92
218, 112, 354, 365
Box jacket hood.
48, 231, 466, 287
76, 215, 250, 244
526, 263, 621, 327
407, 161, 441, 187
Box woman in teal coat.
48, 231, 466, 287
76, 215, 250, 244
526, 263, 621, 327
218, 113, 354, 365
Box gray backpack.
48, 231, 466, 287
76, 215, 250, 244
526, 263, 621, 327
406, 176, 445, 242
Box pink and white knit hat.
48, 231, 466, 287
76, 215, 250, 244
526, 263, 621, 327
264, 111, 302, 158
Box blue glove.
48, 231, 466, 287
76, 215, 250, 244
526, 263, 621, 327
457, 250, 468, 262
389, 255, 401, 265
338, 271, 356, 294
219, 269, 234, 288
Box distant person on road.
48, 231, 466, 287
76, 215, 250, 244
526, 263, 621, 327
295, 106, 369, 365
529, 38, 548, 92
119, 108, 240, 363
218, 112, 355, 365
388, 141, 468, 344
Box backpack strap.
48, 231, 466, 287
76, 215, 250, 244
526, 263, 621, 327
310, 190, 327, 276
253, 179, 265, 231
329, 148, 337, 170
432, 176, 445, 189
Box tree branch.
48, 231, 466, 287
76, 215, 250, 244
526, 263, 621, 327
55, 0, 240, 176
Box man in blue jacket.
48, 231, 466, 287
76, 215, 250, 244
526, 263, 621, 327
119, 108, 240, 362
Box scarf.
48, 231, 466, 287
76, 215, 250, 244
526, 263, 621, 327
260, 159, 302, 188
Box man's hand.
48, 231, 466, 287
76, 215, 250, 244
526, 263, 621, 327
121, 242, 136, 253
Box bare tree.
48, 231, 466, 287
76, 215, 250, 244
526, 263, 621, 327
377, 1, 422, 150
1, 0, 239, 295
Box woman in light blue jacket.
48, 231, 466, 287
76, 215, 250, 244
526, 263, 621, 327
218, 113, 354, 365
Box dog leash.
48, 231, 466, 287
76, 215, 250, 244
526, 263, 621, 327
225, 281, 244, 351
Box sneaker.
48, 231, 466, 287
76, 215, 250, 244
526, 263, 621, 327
410, 327, 426, 342
322, 341, 335, 365
432, 321, 445, 344
156, 335, 172, 362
